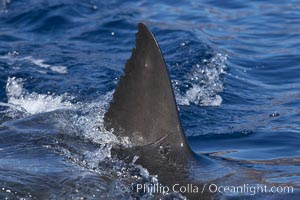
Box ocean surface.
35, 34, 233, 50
0, 0, 299, 199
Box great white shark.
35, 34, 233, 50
103, 23, 215, 199
102, 23, 297, 200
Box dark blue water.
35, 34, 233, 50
0, 0, 299, 199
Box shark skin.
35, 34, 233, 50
104, 23, 216, 200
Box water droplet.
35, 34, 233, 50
270, 112, 280, 117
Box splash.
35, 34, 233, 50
174, 53, 227, 106
5, 77, 75, 115
36, 92, 184, 199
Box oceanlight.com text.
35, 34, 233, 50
207, 183, 294, 195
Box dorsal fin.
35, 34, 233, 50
104, 23, 191, 154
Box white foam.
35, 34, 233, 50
174, 53, 227, 106
24, 56, 67, 74
49, 96, 132, 168
3, 76, 127, 155
0, 52, 67, 74
5, 77, 75, 115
